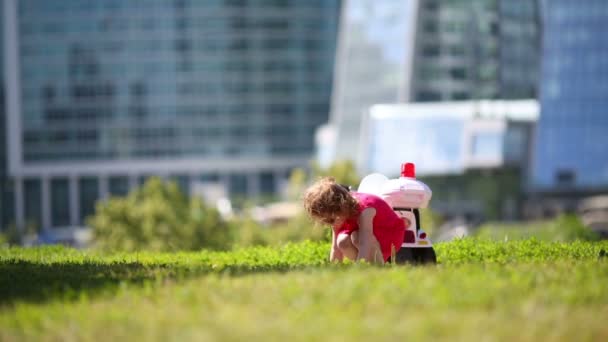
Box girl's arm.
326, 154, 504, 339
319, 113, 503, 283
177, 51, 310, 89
357, 207, 382, 264
330, 229, 343, 262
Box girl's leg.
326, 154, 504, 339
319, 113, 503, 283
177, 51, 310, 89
336, 233, 358, 260
351, 231, 384, 264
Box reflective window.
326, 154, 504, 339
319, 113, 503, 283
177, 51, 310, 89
471, 132, 503, 159
18, 0, 339, 162
51, 178, 70, 227
504, 126, 527, 162
229, 174, 247, 195
368, 116, 465, 176
532, 0, 608, 189
79, 177, 99, 224
24, 179, 42, 231
109, 176, 129, 196
260, 172, 275, 194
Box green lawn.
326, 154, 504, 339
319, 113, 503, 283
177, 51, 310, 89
2, 239, 608, 341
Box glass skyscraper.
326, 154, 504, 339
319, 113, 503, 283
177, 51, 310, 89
531, 0, 608, 192
411, 0, 539, 101
2, 0, 340, 232
324, 0, 540, 172
327, 0, 417, 169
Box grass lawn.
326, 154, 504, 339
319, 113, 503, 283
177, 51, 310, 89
1, 239, 608, 341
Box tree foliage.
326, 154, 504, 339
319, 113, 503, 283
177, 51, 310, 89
88, 177, 233, 252
286, 159, 361, 200
311, 159, 361, 187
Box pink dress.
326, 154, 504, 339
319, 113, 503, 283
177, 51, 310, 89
333, 192, 405, 262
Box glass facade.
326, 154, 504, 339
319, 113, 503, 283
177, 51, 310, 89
498, 0, 540, 99
362, 101, 538, 177
79, 177, 98, 224
4, 0, 341, 232
324, 0, 539, 171
368, 115, 465, 176
18, 0, 339, 162
329, 0, 417, 165
471, 132, 502, 159
23, 178, 41, 230
412, 0, 539, 101
50, 178, 70, 227
531, 0, 608, 190
108, 176, 129, 196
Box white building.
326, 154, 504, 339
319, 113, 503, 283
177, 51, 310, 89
359, 100, 539, 177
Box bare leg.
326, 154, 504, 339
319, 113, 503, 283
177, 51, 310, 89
351, 231, 384, 264
336, 233, 358, 261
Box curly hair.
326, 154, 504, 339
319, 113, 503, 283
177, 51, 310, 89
303, 177, 359, 225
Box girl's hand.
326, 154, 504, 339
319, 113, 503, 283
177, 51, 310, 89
403, 217, 411, 228
330, 229, 344, 262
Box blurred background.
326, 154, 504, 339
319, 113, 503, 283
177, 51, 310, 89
0, 0, 607, 250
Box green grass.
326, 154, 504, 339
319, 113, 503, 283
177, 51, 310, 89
474, 214, 601, 242
2, 239, 608, 341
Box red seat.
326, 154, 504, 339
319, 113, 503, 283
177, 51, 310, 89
404, 230, 416, 243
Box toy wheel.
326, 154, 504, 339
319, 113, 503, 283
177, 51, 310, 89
394, 247, 437, 265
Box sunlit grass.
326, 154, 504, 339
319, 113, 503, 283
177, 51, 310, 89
1, 239, 608, 341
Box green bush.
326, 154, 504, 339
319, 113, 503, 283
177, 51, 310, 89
0, 224, 23, 247
88, 177, 233, 252
474, 214, 600, 242
311, 159, 361, 186
232, 212, 330, 248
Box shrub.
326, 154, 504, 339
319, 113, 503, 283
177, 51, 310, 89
474, 214, 600, 242
231, 212, 330, 248
88, 177, 233, 252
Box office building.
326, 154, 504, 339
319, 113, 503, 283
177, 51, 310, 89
324, 0, 540, 171
360, 100, 539, 221
411, 0, 539, 101
2, 0, 340, 232
527, 0, 608, 215
360, 100, 539, 176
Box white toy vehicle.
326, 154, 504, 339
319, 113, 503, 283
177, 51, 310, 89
358, 162, 437, 264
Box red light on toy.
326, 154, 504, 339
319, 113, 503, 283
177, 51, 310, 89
401, 163, 416, 178
419, 232, 427, 239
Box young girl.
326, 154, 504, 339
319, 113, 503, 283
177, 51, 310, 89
303, 177, 408, 264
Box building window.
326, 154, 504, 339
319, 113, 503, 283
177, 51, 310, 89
504, 127, 527, 162
24, 179, 42, 232
109, 176, 129, 196
422, 45, 440, 57
450, 67, 467, 80
471, 132, 503, 160
51, 178, 70, 227
423, 21, 438, 34
451, 92, 470, 100
555, 170, 575, 187
200, 174, 219, 183
260, 172, 275, 194
449, 45, 466, 56
79, 177, 99, 225
424, 1, 438, 11
416, 90, 442, 101
229, 174, 247, 196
